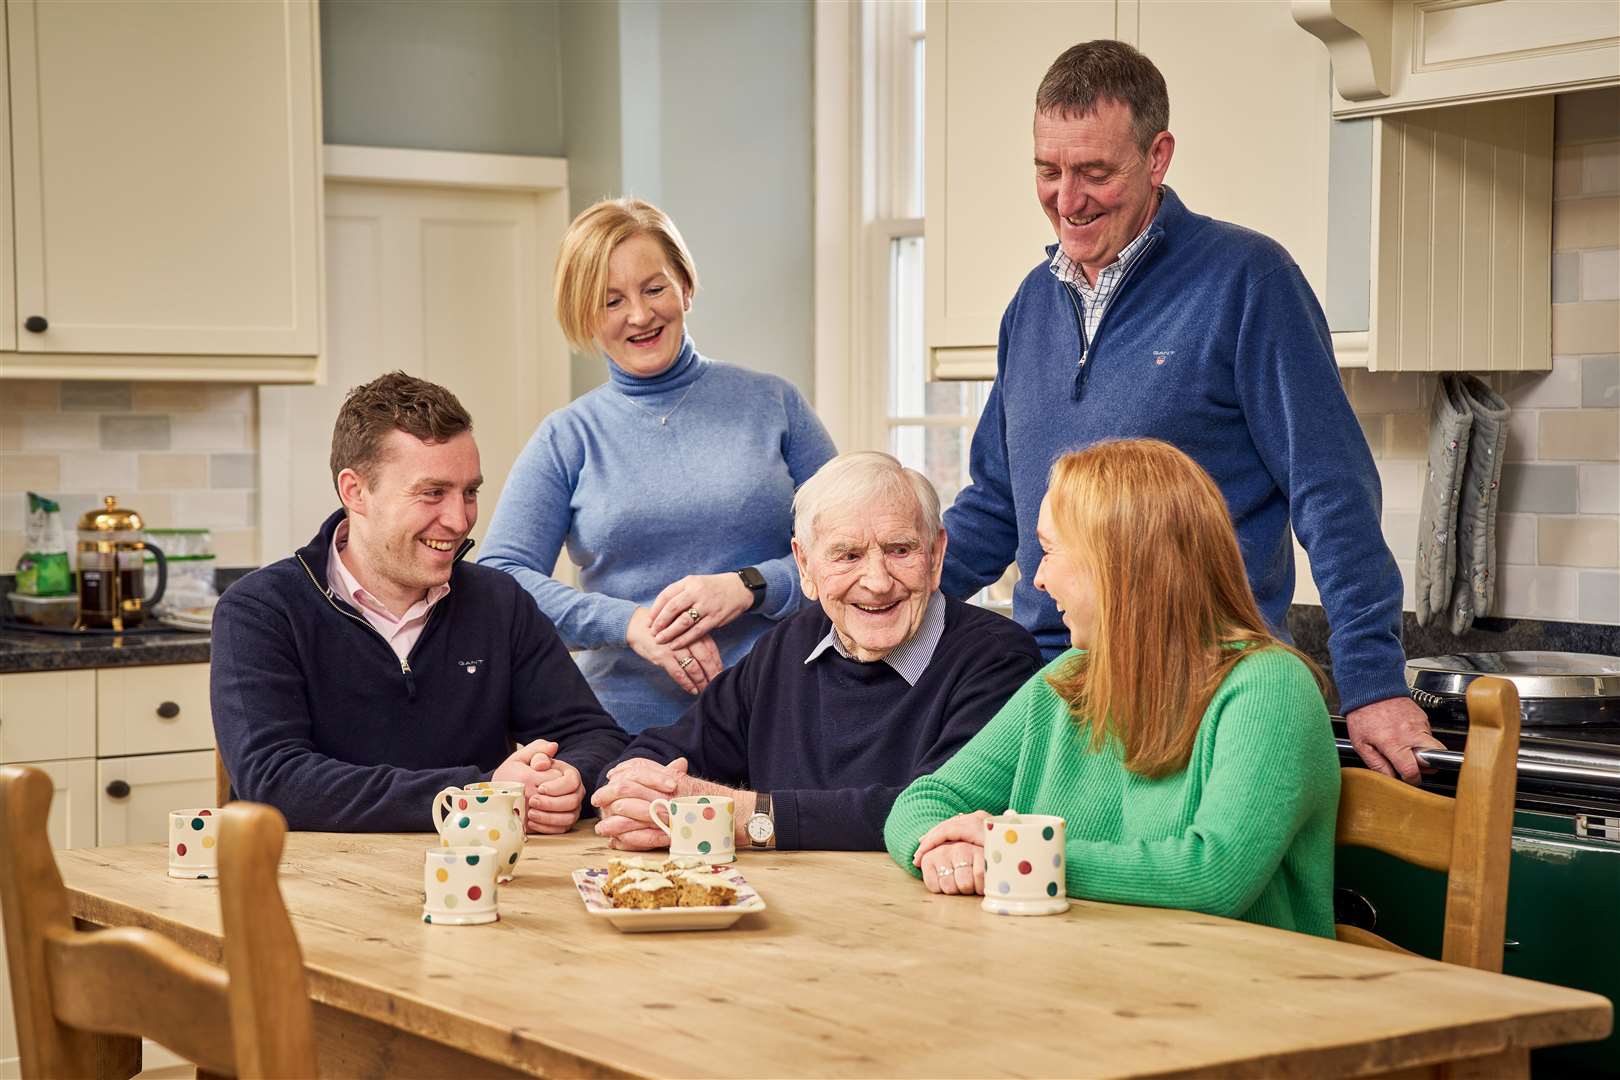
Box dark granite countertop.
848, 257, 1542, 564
0, 625, 210, 674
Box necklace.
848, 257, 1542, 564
623, 381, 697, 426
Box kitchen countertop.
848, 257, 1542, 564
0, 625, 209, 674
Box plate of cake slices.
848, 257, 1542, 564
572, 855, 766, 932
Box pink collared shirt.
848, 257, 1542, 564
327, 519, 450, 664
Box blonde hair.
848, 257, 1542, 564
553, 197, 700, 352
793, 451, 942, 551
1043, 439, 1325, 777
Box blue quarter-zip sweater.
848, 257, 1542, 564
941, 187, 1406, 714
211, 509, 630, 832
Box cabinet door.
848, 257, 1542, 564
0, 669, 95, 764
96, 663, 213, 758
0, 23, 15, 355
97, 750, 216, 846
925, 0, 1119, 368
1131, 0, 1332, 306
6, 0, 320, 357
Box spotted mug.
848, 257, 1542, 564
422, 845, 499, 925
981, 813, 1069, 916
649, 794, 735, 863
168, 808, 222, 879
432, 787, 524, 882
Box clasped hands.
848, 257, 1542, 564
626, 572, 755, 695
912, 810, 992, 896
493, 738, 585, 834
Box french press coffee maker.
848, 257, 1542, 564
75, 496, 166, 630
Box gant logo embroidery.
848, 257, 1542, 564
1152, 349, 1175, 367
458, 659, 484, 675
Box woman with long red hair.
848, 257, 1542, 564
884, 438, 1340, 936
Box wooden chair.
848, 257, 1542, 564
215, 747, 233, 807
0, 764, 317, 1078
1335, 675, 1521, 972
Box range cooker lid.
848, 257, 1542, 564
1407, 651, 1620, 702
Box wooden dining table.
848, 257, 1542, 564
56, 828, 1610, 1079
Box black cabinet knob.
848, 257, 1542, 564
23, 315, 47, 333
156, 701, 180, 719
105, 780, 131, 799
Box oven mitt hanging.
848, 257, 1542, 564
1447, 375, 1509, 634
1415, 376, 1473, 627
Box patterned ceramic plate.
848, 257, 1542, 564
572, 866, 766, 933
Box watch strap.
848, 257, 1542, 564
738, 566, 767, 612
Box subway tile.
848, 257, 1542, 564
1552, 251, 1580, 303
99, 415, 170, 451
0, 415, 22, 451
1585, 355, 1620, 408
1537, 515, 1619, 568
0, 454, 61, 493
59, 381, 132, 412
170, 413, 248, 451
0, 381, 58, 410
1495, 564, 1580, 620
1540, 409, 1619, 461
132, 383, 256, 413
137, 454, 208, 490
1503, 406, 1538, 463
210, 453, 256, 489
1395, 558, 1416, 611
212, 528, 259, 568
1356, 414, 1385, 458
0, 493, 22, 533
1583, 249, 1620, 302
1499, 357, 1584, 409
20, 413, 98, 451
1374, 460, 1424, 511
1553, 197, 1620, 252
58, 451, 137, 494
1580, 464, 1620, 514
1381, 510, 1419, 561
1499, 463, 1579, 513
1585, 140, 1620, 195
172, 491, 256, 529
1352, 372, 1422, 413
1497, 512, 1536, 565
1555, 144, 1583, 198
1578, 570, 1620, 624
127, 492, 174, 529
1554, 301, 1620, 355
1387, 411, 1428, 459
1556, 87, 1620, 143
0, 532, 25, 572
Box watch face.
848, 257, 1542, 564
739, 567, 767, 592
746, 813, 773, 843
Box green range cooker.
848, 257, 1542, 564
1334, 652, 1620, 1078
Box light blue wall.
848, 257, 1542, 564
321, 0, 565, 156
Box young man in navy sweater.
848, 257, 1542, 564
590, 452, 1042, 852
938, 40, 1442, 784
211, 374, 628, 832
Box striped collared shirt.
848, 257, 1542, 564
803, 591, 946, 687
1048, 189, 1163, 355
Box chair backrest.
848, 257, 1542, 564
0, 765, 318, 1078
215, 747, 233, 807
1335, 675, 1521, 971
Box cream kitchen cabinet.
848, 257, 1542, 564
0, 0, 323, 383
96, 749, 216, 846
925, 0, 1333, 378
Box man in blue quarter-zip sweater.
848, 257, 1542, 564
940, 40, 1444, 784
211, 373, 629, 832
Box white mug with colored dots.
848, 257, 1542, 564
649, 794, 735, 863
422, 845, 499, 925
432, 787, 524, 882
168, 808, 222, 879
981, 813, 1069, 916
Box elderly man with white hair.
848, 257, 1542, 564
590, 451, 1041, 851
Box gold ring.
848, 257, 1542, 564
677, 655, 695, 669
686, 607, 702, 624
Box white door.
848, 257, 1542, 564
260, 180, 569, 562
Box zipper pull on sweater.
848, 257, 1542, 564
401, 657, 417, 700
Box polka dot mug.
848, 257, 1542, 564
982, 813, 1069, 916
168, 808, 222, 879
432, 787, 525, 882
649, 794, 736, 864
422, 845, 499, 926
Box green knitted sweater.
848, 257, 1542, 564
883, 646, 1341, 937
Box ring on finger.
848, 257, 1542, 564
686, 606, 702, 624
676, 655, 695, 669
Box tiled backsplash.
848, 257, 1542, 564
1298, 89, 1620, 627
0, 381, 259, 570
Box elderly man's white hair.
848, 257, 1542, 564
793, 450, 943, 549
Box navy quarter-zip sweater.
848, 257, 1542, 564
601, 596, 1041, 850
940, 187, 1406, 715
211, 510, 630, 832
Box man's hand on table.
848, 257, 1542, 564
1346, 696, 1444, 785
493, 739, 586, 833
913, 811, 989, 895
590, 756, 688, 849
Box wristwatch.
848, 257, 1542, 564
745, 792, 774, 847
737, 566, 767, 612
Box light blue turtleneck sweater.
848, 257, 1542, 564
479, 337, 837, 734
